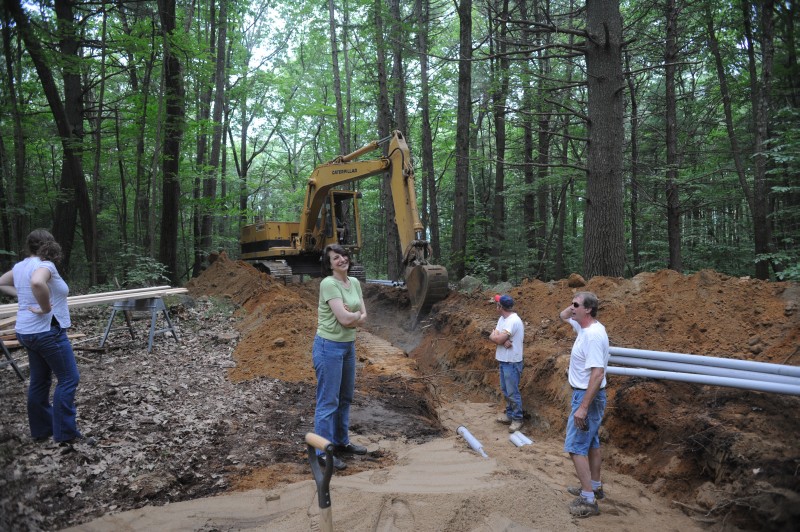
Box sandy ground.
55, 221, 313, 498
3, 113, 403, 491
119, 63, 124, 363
68, 400, 705, 532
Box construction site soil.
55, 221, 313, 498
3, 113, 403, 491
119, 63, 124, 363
1, 252, 798, 531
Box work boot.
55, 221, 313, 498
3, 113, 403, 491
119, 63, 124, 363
508, 419, 523, 433
567, 484, 605, 500
334, 442, 368, 455
568, 496, 600, 518
318, 453, 347, 471
496, 414, 512, 424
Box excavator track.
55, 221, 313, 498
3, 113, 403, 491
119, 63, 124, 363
405, 264, 449, 318
251, 260, 293, 284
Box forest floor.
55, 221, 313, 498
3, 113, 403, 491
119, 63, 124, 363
1, 253, 798, 531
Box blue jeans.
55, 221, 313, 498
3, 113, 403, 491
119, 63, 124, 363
564, 389, 607, 455
17, 324, 81, 442
499, 361, 524, 420
312, 335, 356, 454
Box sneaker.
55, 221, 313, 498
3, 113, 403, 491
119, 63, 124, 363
508, 419, 523, 433
58, 435, 98, 447
569, 496, 600, 518
334, 442, 368, 455
317, 453, 347, 471
567, 484, 605, 500
496, 414, 512, 425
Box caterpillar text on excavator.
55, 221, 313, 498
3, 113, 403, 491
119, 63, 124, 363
240, 130, 449, 317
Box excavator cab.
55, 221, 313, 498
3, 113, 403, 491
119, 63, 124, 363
317, 189, 362, 252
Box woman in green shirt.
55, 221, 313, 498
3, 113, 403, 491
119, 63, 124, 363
313, 244, 368, 470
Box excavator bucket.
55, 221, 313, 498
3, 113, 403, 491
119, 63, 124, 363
405, 264, 449, 317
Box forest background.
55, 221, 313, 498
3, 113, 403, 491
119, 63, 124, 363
0, 0, 797, 291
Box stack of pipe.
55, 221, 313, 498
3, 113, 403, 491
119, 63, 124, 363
607, 346, 800, 396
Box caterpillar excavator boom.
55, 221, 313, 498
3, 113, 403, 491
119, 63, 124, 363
240, 131, 448, 316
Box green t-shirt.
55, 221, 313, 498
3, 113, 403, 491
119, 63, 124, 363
317, 276, 363, 342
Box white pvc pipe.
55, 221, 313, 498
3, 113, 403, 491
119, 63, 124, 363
609, 356, 800, 386
457, 426, 488, 458
509, 433, 525, 447
607, 366, 800, 396
610, 347, 800, 378
512, 431, 533, 445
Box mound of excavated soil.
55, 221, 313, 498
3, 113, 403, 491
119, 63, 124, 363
186, 253, 799, 530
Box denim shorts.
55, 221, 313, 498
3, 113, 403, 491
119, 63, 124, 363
564, 388, 607, 456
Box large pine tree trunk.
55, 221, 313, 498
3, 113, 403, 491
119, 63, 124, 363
665, 0, 682, 272
582, 0, 626, 278
157, 0, 185, 283
451, 0, 472, 280
752, 0, 775, 280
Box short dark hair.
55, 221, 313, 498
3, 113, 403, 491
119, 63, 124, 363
26, 229, 62, 264
576, 291, 599, 317
321, 244, 352, 276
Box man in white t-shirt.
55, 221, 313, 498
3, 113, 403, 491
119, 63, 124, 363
559, 291, 610, 518
489, 294, 525, 433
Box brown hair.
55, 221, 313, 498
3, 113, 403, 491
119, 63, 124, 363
576, 291, 599, 318
321, 244, 352, 276
26, 229, 62, 264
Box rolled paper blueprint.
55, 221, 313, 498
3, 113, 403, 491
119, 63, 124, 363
456, 425, 488, 458
513, 431, 534, 445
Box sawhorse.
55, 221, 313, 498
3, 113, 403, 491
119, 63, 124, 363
99, 297, 179, 353
1, 339, 24, 381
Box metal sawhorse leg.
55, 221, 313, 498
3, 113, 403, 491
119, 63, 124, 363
1, 339, 24, 381
99, 297, 179, 353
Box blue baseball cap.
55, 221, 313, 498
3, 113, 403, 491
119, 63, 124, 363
493, 294, 514, 309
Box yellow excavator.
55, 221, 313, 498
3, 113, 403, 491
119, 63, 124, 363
240, 130, 449, 316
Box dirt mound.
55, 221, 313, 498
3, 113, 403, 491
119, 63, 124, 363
186, 253, 318, 382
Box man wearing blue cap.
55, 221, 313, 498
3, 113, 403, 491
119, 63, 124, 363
489, 294, 525, 433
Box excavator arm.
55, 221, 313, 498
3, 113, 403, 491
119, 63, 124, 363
298, 131, 448, 314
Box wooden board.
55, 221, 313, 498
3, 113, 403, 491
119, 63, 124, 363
0, 287, 188, 319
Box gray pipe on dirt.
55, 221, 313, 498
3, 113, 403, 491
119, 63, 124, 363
606, 366, 800, 396
609, 346, 800, 378
609, 355, 800, 386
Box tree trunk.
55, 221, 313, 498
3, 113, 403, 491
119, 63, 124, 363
752, 0, 775, 279
625, 51, 641, 273
665, 0, 682, 272
384, 0, 406, 280
489, 0, 509, 283
451, 0, 472, 281
1, 13, 25, 258
202, 0, 227, 271
8, 0, 96, 281
157, 0, 186, 284
582, 0, 626, 278
89, 7, 108, 284
415, 0, 441, 260
328, 0, 347, 155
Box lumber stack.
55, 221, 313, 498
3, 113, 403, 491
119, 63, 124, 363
0, 286, 189, 319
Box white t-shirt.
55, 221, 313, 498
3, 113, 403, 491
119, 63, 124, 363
494, 312, 524, 363
566, 318, 609, 389
13, 257, 71, 334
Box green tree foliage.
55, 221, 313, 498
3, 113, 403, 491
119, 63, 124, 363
0, 0, 796, 286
